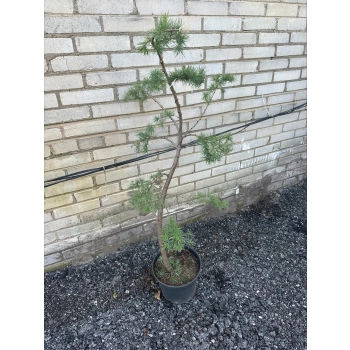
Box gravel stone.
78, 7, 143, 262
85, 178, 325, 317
45, 180, 307, 349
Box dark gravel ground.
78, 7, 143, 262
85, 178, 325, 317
44, 180, 307, 350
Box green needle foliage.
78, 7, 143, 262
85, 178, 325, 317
203, 74, 236, 103
163, 217, 194, 252
168, 66, 206, 88
197, 133, 234, 164
128, 171, 164, 214
138, 14, 188, 56
196, 193, 228, 210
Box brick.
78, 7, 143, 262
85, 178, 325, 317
44, 194, 74, 210
76, 36, 130, 53
301, 69, 307, 78
103, 16, 155, 32
140, 158, 174, 174
226, 61, 258, 74
206, 48, 242, 61
289, 57, 307, 68
266, 3, 298, 16
294, 90, 307, 101
45, 253, 63, 266
187, 34, 221, 47
44, 232, 57, 245
74, 183, 119, 202
44, 38, 73, 54
45, 0, 74, 13
278, 18, 307, 31
205, 100, 236, 116
242, 136, 269, 150
267, 93, 295, 105
180, 170, 211, 185
101, 191, 131, 206
273, 112, 299, 125
60, 88, 114, 106
254, 143, 279, 157
274, 70, 301, 82
212, 163, 240, 176
92, 101, 140, 118
51, 139, 79, 155
163, 49, 204, 64
283, 119, 306, 131
295, 127, 307, 137
136, 0, 184, 15
95, 166, 138, 185
257, 83, 285, 95
188, 1, 227, 15
299, 5, 307, 17
45, 106, 90, 124
243, 46, 275, 59
117, 114, 154, 130
53, 198, 100, 219
259, 33, 289, 44
229, 2, 265, 16
86, 70, 137, 86
44, 74, 84, 91
242, 72, 273, 85
111, 52, 158, 68
143, 95, 183, 112
226, 167, 253, 182
222, 33, 256, 46
64, 119, 116, 137
78, 136, 104, 150
259, 59, 289, 71
291, 32, 307, 43
236, 98, 265, 110
240, 155, 268, 169
270, 131, 294, 143
45, 59, 48, 73
276, 45, 305, 56
78, 0, 133, 14
104, 133, 127, 146
226, 149, 254, 163
286, 80, 307, 91
45, 128, 62, 141
51, 55, 108, 72
45, 145, 51, 157
186, 90, 220, 105
44, 15, 101, 34
196, 175, 225, 190
56, 221, 102, 240
93, 144, 134, 160
204, 17, 241, 31
171, 16, 202, 31
224, 86, 255, 99
178, 153, 202, 166
44, 93, 58, 108
197, 63, 223, 75
45, 152, 92, 172
44, 215, 80, 233
243, 18, 276, 30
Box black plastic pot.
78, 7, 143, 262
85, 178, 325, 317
152, 247, 202, 304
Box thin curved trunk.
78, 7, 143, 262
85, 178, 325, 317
154, 49, 184, 272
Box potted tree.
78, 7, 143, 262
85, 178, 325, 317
124, 14, 235, 304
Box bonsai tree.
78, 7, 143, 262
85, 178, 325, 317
124, 14, 235, 279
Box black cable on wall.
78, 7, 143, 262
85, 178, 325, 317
44, 102, 306, 188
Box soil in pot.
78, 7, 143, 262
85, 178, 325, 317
154, 249, 200, 286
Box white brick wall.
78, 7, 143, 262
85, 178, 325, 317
44, 0, 307, 270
